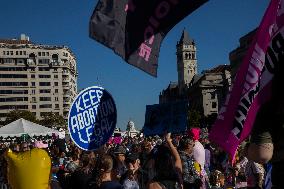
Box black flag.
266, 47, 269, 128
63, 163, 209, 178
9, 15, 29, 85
89, 0, 208, 77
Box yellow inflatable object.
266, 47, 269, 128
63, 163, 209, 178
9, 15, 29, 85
5, 148, 51, 189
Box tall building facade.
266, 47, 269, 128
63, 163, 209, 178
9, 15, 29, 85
0, 34, 78, 122
159, 30, 231, 118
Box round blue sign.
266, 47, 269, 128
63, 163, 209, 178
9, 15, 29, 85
68, 86, 117, 151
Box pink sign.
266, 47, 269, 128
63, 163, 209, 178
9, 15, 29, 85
210, 0, 284, 160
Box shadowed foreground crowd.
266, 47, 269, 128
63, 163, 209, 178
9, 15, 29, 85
0, 129, 269, 189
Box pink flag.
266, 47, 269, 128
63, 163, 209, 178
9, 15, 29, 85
209, 0, 284, 159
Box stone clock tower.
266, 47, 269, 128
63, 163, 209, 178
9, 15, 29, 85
176, 29, 197, 89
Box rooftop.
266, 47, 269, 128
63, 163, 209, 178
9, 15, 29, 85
205, 65, 230, 73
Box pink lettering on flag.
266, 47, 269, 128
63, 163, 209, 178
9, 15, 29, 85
138, 43, 152, 61
209, 0, 283, 160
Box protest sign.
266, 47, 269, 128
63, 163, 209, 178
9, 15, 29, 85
68, 86, 117, 150
143, 101, 188, 136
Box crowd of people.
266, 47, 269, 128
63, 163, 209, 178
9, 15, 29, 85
0, 128, 269, 189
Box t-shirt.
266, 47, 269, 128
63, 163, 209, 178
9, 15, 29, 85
193, 141, 205, 169
100, 181, 123, 189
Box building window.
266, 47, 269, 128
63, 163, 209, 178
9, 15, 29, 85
38, 59, 50, 64
31, 74, 35, 78
39, 82, 50, 86
212, 102, 217, 109
210, 92, 216, 99
16, 51, 18, 55
0, 74, 27, 78
0, 90, 28, 94
55, 104, 59, 109
0, 105, 28, 110
63, 111, 68, 117
46, 52, 49, 56
39, 75, 51, 78
0, 82, 28, 86
0, 97, 28, 102
32, 105, 36, 109
32, 97, 36, 102
20, 51, 22, 55
55, 82, 58, 86
10, 51, 13, 55
39, 104, 52, 108
55, 97, 59, 101
54, 75, 58, 78
38, 52, 41, 56
55, 89, 58, 93
3, 59, 14, 63
40, 89, 51, 93
31, 82, 35, 86
39, 67, 50, 71
32, 90, 35, 94
40, 97, 51, 101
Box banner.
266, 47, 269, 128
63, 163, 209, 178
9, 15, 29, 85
68, 86, 117, 151
89, 0, 208, 77
143, 101, 188, 136
209, 0, 284, 159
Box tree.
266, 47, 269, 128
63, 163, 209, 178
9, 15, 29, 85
4, 110, 38, 125
38, 112, 67, 128
187, 109, 201, 129
204, 113, 218, 130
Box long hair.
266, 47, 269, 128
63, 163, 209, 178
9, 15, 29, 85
154, 144, 176, 180
78, 153, 93, 175
94, 154, 114, 187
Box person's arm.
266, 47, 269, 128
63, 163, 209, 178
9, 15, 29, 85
165, 133, 182, 171
165, 133, 183, 189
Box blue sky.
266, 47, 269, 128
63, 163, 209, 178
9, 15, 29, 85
0, 0, 269, 130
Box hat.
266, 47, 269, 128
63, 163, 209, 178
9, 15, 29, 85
114, 145, 126, 155
188, 128, 200, 141
125, 153, 139, 164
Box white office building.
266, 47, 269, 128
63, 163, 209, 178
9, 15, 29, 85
0, 34, 78, 121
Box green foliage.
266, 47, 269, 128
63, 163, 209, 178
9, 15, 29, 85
4, 110, 38, 125
38, 112, 67, 128
187, 109, 201, 128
